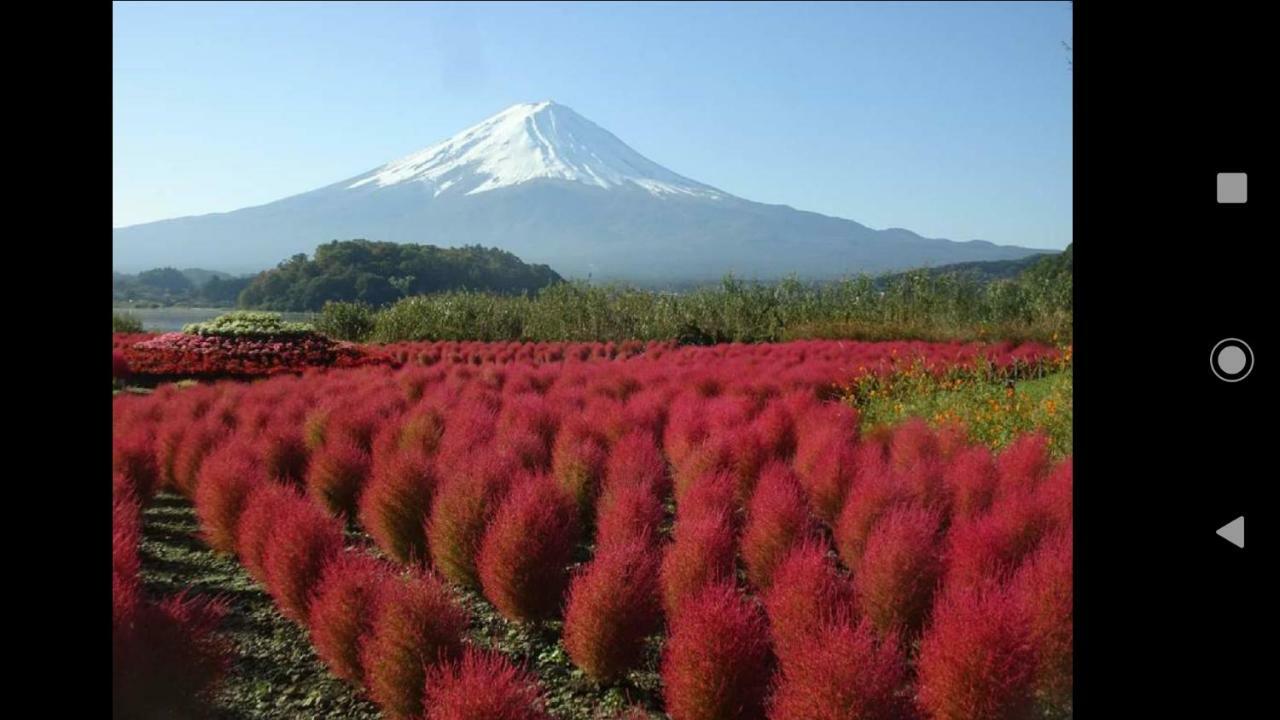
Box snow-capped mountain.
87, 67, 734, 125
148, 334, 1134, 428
112, 101, 1048, 281
349, 101, 726, 200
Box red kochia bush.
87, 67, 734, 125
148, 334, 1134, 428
995, 432, 1052, 500
306, 437, 372, 519
661, 583, 774, 720
113, 493, 142, 602
562, 537, 663, 682
361, 572, 469, 720
114, 492, 231, 720
359, 449, 437, 564
833, 456, 907, 574
194, 442, 265, 553
793, 432, 858, 524
478, 476, 582, 622
551, 426, 609, 517
1011, 527, 1073, 711
944, 489, 1058, 591
943, 445, 998, 523
308, 551, 392, 685
261, 494, 345, 623
916, 582, 1037, 720
235, 482, 301, 583
660, 512, 738, 620
171, 419, 230, 498
259, 427, 310, 486
888, 417, 941, 471
595, 474, 666, 552
422, 647, 552, 720
767, 615, 908, 720
855, 504, 944, 637
604, 430, 669, 496
675, 469, 738, 528
113, 349, 131, 378
113, 591, 231, 720
1036, 457, 1072, 527
763, 539, 853, 671
113, 428, 159, 503
741, 463, 815, 590
425, 457, 511, 588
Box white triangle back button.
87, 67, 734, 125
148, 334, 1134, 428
1216, 516, 1245, 549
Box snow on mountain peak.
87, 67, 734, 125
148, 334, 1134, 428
348, 101, 726, 199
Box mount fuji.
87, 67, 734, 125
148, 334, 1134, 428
112, 101, 1048, 281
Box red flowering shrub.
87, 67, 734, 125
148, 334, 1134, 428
833, 459, 908, 574
1036, 458, 1072, 528
113, 590, 231, 720
235, 482, 300, 583
478, 476, 582, 622
194, 442, 264, 553
113, 427, 160, 503
995, 432, 1052, 500
261, 494, 345, 623
793, 432, 858, 524
1011, 527, 1073, 711
855, 504, 944, 637
944, 490, 1059, 591
943, 445, 998, 523
171, 419, 231, 498
113, 493, 141, 597
551, 425, 609, 517
113, 488, 230, 720
422, 647, 552, 720
604, 430, 669, 497
123, 331, 381, 379
397, 402, 448, 457
660, 512, 737, 620
741, 462, 815, 590
426, 456, 514, 588
767, 614, 908, 720
113, 349, 131, 379
595, 474, 666, 552
888, 417, 941, 471
308, 551, 392, 685
763, 539, 853, 671
259, 427, 310, 486
359, 449, 437, 564
661, 582, 774, 720
563, 537, 663, 682
916, 581, 1037, 720
361, 572, 469, 720
306, 437, 372, 519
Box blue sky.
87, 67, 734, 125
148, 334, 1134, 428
113, 1, 1072, 250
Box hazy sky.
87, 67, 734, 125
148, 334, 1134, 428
113, 1, 1072, 249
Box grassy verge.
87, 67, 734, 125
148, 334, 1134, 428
850, 366, 1073, 458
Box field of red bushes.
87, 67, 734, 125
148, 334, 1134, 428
113, 339, 1071, 720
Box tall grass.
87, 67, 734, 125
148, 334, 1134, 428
113, 310, 144, 333
318, 271, 1072, 344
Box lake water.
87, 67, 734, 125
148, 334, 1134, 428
115, 307, 317, 333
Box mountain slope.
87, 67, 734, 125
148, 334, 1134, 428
113, 101, 1048, 281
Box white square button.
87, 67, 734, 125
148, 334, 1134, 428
1217, 173, 1247, 204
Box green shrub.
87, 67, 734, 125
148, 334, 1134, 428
315, 301, 376, 342
360, 264, 1072, 345
183, 311, 314, 337
113, 311, 144, 333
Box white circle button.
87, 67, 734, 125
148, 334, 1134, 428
1211, 339, 1253, 382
